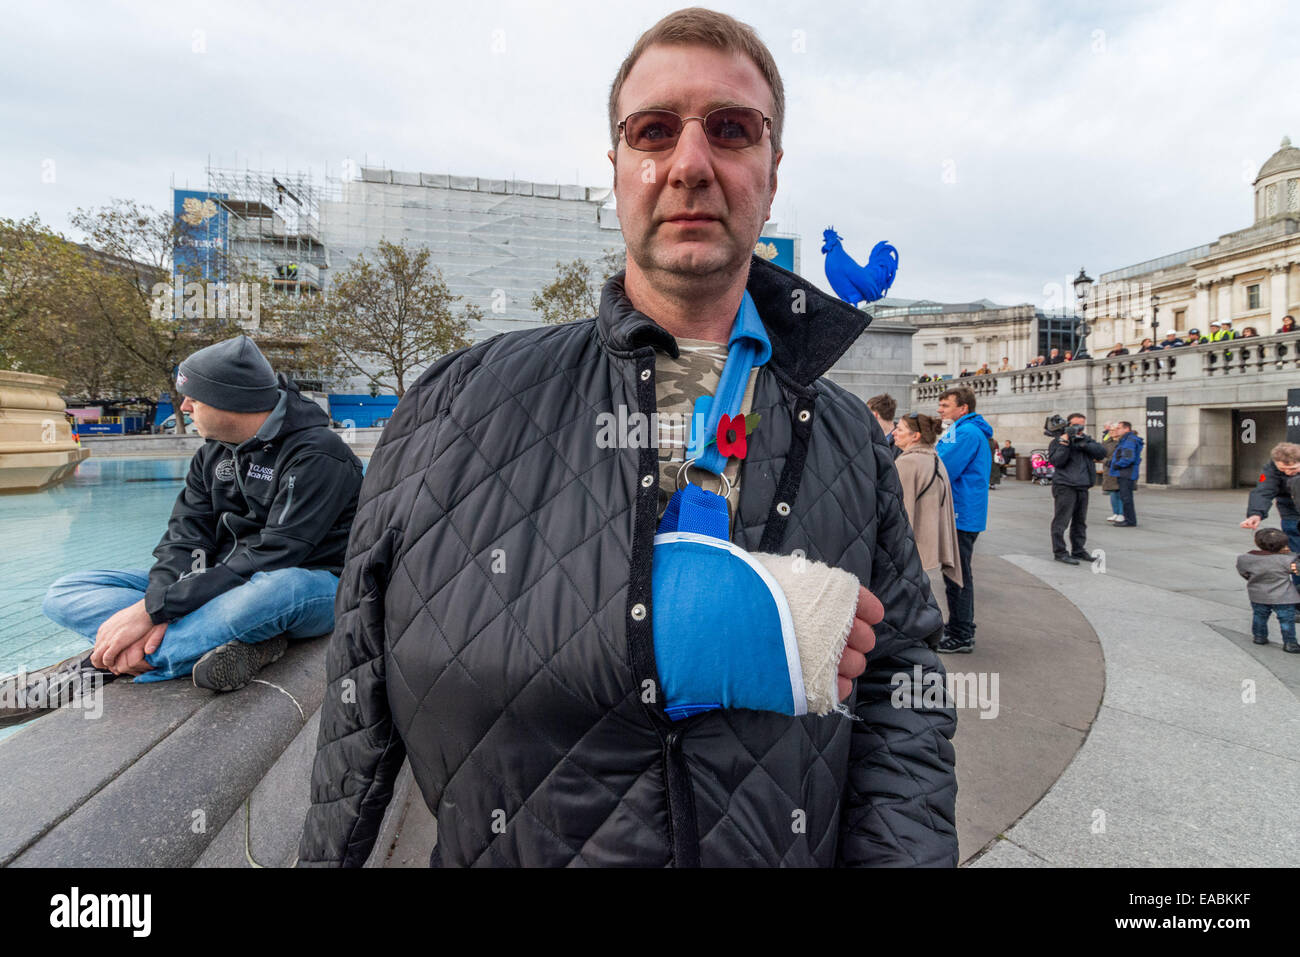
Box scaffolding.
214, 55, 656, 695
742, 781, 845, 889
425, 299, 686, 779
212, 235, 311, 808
205, 165, 335, 298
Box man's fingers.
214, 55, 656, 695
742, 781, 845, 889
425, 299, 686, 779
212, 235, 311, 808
838, 646, 867, 679
855, 586, 884, 626
118, 642, 145, 675
100, 633, 122, 669
846, 617, 876, 655
144, 623, 167, 655
837, 676, 852, 702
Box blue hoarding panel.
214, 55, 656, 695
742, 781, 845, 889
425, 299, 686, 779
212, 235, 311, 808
754, 236, 794, 271
329, 395, 400, 429
173, 189, 230, 282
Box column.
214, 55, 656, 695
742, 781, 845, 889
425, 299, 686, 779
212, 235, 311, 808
1193, 280, 1211, 333
1217, 278, 1233, 326
1271, 264, 1290, 331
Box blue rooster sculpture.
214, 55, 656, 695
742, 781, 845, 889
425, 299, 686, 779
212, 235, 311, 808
821, 228, 899, 306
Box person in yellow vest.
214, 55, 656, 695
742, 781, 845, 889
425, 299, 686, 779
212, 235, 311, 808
1212, 319, 1237, 360
1212, 320, 1237, 342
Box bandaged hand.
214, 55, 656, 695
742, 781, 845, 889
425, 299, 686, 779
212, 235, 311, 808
751, 554, 875, 715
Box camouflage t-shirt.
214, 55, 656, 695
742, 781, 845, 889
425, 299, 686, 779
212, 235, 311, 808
654, 337, 758, 522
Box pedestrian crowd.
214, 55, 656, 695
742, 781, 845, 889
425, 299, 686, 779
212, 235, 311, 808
867, 388, 1300, 657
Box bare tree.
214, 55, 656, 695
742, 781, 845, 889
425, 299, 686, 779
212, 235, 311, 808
316, 239, 477, 397
68, 200, 249, 432
1, 214, 154, 399
531, 249, 626, 325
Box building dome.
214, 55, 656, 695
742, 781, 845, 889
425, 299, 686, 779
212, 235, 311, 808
1253, 136, 1300, 222
1256, 136, 1300, 181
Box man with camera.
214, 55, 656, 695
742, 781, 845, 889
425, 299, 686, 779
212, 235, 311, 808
1047, 413, 1106, 565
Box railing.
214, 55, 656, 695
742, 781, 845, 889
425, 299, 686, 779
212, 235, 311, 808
1008, 368, 1062, 394
1098, 351, 1178, 385
913, 373, 999, 401
913, 332, 1300, 402
1095, 331, 1300, 384
1202, 332, 1300, 376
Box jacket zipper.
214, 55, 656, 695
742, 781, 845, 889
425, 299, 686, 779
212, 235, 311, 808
221, 446, 246, 562
279, 474, 296, 524
662, 725, 700, 867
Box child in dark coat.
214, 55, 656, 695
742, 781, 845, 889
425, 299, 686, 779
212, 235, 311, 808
1235, 527, 1300, 652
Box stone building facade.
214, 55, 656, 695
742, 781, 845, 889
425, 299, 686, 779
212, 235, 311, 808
1090, 137, 1300, 350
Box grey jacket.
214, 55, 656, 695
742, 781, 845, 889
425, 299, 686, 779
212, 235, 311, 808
1235, 550, 1300, 605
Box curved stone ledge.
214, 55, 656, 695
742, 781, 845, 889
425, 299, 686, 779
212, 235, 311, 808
0, 637, 327, 867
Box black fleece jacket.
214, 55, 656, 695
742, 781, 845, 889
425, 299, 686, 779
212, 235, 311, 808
144, 376, 364, 624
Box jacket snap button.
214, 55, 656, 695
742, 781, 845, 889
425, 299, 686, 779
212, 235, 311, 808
777, 501, 791, 516
640, 369, 651, 381
641, 474, 654, 488
798, 410, 811, 423
630, 603, 647, 621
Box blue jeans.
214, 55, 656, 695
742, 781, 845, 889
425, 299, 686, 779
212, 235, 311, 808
1251, 602, 1296, 643
1283, 518, 1300, 595
1108, 490, 1123, 516
1117, 476, 1138, 525
42, 567, 340, 682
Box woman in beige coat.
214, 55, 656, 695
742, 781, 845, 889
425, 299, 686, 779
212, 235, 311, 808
891, 412, 963, 588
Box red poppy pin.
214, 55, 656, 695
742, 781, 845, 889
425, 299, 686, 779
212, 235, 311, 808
717, 413, 748, 459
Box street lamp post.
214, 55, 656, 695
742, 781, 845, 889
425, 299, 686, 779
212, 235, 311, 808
1073, 267, 1094, 358
1150, 293, 1160, 342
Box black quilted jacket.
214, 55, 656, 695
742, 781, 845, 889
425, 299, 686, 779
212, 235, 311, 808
299, 256, 959, 867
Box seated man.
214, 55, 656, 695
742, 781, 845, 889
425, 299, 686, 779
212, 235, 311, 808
1, 336, 363, 727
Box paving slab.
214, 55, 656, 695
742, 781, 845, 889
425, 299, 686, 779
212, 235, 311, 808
966, 483, 1300, 867
196, 709, 322, 868
7, 639, 325, 867
968, 836, 1051, 868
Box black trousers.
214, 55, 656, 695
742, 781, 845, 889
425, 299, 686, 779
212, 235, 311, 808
1051, 484, 1090, 556
943, 530, 979, 643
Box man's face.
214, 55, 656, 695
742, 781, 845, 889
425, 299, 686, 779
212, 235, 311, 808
1275, 459, 1300, 477
1112, 422, 1128, 437
938, 396, 967, 421
1050, 349, 1059, 357
1068, 415, 1087, 431
179, 395, 237, 442
608, 43, 781, 287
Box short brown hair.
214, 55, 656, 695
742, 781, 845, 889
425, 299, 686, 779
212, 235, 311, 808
867, 393, 897, 421
938, 386, 976, 414
608, 8, 785, 155
1271, 442, 1300, 466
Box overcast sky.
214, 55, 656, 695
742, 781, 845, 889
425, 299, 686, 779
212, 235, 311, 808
3, 0, 1297, 307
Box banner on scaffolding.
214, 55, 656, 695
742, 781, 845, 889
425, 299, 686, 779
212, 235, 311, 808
173, 188, 230, 283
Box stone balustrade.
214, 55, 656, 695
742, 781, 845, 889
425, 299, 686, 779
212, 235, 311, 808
909, 331, 1300, 488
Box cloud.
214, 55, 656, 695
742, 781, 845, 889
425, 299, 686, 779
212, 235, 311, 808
1, 0, 1296, 308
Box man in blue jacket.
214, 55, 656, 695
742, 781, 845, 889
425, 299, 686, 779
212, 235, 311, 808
1108, 420, 1144, 527
935, 386, 992, 653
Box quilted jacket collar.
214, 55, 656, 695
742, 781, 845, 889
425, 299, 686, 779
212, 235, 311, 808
597, 255, 870, 387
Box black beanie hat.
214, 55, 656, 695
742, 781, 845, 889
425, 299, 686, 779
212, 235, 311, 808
176, 335, 279, 412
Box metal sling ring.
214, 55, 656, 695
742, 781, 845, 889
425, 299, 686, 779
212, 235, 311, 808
674, 457, 733, 498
